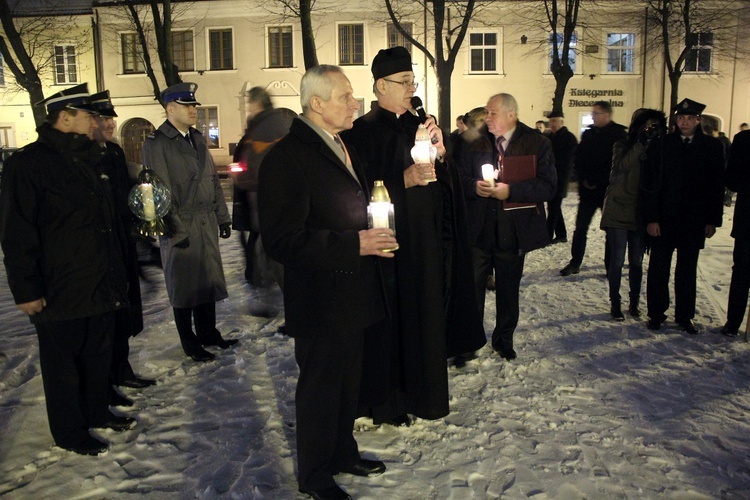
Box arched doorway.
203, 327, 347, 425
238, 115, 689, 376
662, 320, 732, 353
120, 118, 155, 166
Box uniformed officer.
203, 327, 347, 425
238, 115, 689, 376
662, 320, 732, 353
0, 83, 135, 455
643, 98, 725, 333
90, 91, 155, 400
142, 82, 238, 362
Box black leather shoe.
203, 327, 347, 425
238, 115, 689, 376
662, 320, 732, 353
338, 458, 386, 477
277, 323, 287, 335
611, 304, 625, 322
60, 436, 109, 456
110, 391, 134, 407
92, 415, 136, 432
119, 377, 156, 389
201, 338, 239, 349
647, 318, 662, 331
299, 485, 351, 500
677, 319, 700, 334
559, 264, 580, 276
551, 237, 568, 244
377, 414, 411, 427
185, 346, 216, 362
628, 304, 641, 318
721, 323, 740, 337
495, 347, 517, 360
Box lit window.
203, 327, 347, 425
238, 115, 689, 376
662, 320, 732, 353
197, 106, 220, 148
54, 45, 78, 84
121, 33, 145, 74
339, 24, 364, 65
469, 32, 498, 73
268, 26, 293, 68
685, 31, 713, 73
209, 29, 233, 70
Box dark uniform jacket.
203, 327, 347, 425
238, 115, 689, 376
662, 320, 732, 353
575, 121, 627, 202
641, 130, 724, 248
725, 130, 750, 240
0, 123, 128, 324
258, 118, 386, 338
142, 121, 230, 308
458, 121, 557, 253
549, 126, 578, 198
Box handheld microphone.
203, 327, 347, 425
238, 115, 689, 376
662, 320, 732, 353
410, 96, 439, 144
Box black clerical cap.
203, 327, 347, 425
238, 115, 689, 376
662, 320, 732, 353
371, 46, 413, 80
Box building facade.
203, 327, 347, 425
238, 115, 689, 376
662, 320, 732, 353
2, 0, 749, 166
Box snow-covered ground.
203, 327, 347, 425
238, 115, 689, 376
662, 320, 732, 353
1, 190, 749, 499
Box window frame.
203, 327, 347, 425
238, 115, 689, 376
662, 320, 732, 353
196, 105, 220, 149
546, 31, 580, 75
267, 25, 294, 68
337, 22, 365, 66
208, 27, 234, 71
387, 22, 412, 55
604, 32, 637, 74
467, 29, 501, 74
121, 32, 145, 74
54, 44, 79, 84
684, 31, 714, 74
172, 29, 195, 72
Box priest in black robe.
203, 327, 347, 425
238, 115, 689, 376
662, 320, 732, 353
341, 47, 485, 423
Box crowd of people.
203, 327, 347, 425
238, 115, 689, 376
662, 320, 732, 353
0, 45, 748, 500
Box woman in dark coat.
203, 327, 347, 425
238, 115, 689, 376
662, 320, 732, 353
600, 109, 666, 320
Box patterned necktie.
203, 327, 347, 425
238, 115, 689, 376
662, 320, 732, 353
496, 136, 506, 179
683, 137, 690, 145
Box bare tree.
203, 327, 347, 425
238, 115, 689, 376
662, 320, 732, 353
545, 0, 582, 115
644, 0, 744, 118
0, 0, 92, 126
384, 0, 477, 127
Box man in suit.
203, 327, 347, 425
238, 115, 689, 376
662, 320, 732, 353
258, 65, 396, 500
457, 93, 557, 360
721, 129, 750, 336
90, 91, 155, 404
642, 98, 724, 333
546, 111, 578, 244
142, 83, 238, 362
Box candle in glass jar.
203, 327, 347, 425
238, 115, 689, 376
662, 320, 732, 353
140, 183, 156, 221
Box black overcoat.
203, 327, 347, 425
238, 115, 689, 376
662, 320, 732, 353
549, 126, 578, 198
0, 124, 129, 323
575, 121, 627, 202
641, 130, 724, 248
342, 104, 485, 420
725, 130, 750, 240
257, 118, 386, 338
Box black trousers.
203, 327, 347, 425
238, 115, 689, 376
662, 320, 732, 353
173, 302, 221, 352
295, 329, 364, 491
647, 237, 700, 322
35, 312, 115, 447
472, 245, 525, 352
546, 195, 567, 240
570, 196, 610, 269
110, 310, 136, 385
727, 237, 750, 330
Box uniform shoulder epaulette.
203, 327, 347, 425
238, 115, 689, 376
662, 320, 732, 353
146, 130, 162, 140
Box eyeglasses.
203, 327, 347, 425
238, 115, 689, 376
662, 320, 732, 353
383, 79, 418, 90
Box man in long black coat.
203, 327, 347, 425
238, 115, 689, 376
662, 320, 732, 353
721, 129, 750, 336
0, 84, 134, 455
258, 65, 395, 500
341, 47, 485, 424
91, 91, 155, 400
546, 111, 578, 243
643, 98, 724, 333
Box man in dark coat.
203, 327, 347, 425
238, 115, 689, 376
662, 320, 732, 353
721, 129, 750, 337
560, 101, 627, 276
546, 111, 578, 243
341, 47, 485, 425
458, 93, 557, 360
142, 83, 238, 362
0, 84, 135, 455
258, 65, 394, 500
91, 91, 155, 403
643, 98, 725, 333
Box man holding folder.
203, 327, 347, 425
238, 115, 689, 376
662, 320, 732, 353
457, 93, 557, 360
